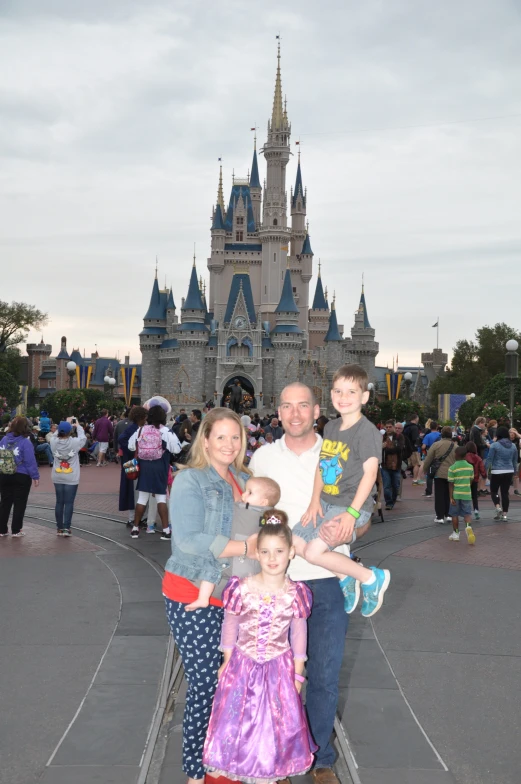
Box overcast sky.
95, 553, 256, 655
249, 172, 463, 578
2, 0, 520, 368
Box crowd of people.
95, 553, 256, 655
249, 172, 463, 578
1, 368, 520, 784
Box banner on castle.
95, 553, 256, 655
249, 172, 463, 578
438, 394, 470, 423
385, 372, 403, 400
121, 366, 137, 406
76, 365, 93, 389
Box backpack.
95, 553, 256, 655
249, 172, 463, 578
137, 425, 164, 461
0, 444, 19, 475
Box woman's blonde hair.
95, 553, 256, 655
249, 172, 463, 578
187, 407, 251, 475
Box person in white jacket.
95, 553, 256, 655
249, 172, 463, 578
128, 405, 181, 540
50, 419, 87, 536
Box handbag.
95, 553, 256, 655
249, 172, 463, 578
123, 428, 141, 480
428, 442, 454, 478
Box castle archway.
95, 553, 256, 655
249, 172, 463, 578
220, 373, 257, 410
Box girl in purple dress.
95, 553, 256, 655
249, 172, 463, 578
203, 509, 317, 784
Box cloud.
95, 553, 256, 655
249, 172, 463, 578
1, 0, 520, 371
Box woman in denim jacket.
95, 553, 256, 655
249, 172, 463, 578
163, 408, 258, 783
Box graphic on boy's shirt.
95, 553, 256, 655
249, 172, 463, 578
320, 439, 350, 496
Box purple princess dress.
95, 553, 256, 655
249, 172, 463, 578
203, 575, 317, 784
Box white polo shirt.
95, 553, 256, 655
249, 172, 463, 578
249, 434, 350, 581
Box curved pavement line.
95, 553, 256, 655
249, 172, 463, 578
26, 514, 174, 783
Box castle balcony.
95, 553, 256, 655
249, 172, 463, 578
220, 356, 256, 366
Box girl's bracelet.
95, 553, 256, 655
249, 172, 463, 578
238, 540, 248, 563
294, 673, 306, 683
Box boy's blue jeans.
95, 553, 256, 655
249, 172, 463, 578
54, 483, 78, 530
382, 468, 401, 506
304, 577, 349, 769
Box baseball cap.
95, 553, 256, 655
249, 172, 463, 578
58, 421, 72, 435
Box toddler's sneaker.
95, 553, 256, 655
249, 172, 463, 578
473, 510, 480, 520
360, 567, 390, 618
146, 525, 156, 534
339, 575, 360, 614
465, 525, 476, 545
449, 531, 460, 541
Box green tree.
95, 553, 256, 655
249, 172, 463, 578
41, 389, 124, 422
0, 300, 48, 352
0, 371, 21, 409
430, 323, 521, 398
0, 347, 23, 382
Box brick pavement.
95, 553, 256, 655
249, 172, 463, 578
0, 522, 101, 557
394, 523, 521, 570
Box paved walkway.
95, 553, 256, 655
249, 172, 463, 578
1, 463, 519, 783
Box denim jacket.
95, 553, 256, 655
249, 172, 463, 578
485, 440, 518, 473
165, 465, 248, 584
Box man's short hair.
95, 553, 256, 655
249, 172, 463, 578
101, 409, 108, 416
441, 426, 453, 439
279, 382, 317, 407
430, 420, 438, 430
385, 419, 395, 426
332, 364, 368, 392
407, 412, 419, 422
455, 445, 467, 460
192, 409, 202, 421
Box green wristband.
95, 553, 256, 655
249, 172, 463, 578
347, 506, 360, 519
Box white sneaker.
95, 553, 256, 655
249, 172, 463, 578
449, 531, 460, 541
493, 507, 503, 520
130, 526, 139, 539
444, 516, 452, 523
434, 517, 445, 523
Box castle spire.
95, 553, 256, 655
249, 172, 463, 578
275, 268, 299, 314
217, 164, 225, 216
250, 142, 261, 189
358, 285, 371, 328
271, 40, 284, 131
183, 263, 205, 311
325, 300, 342, 342
312, 262, 328, 310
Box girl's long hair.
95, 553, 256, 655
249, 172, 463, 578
187, 407, 251, 476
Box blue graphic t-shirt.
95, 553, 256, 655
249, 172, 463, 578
319, 415, 383, 512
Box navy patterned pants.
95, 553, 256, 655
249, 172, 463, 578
164, 598, 223, 779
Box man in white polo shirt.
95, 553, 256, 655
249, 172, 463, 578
249, 382, 370, 784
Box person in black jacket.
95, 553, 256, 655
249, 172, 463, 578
404, 413, 422, 483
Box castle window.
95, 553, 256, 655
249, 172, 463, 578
293, 286, 297, 293
236, 216, 244, 226
236, 231, 244, 241
273, 253, 276, 263
273, 218, 278, 226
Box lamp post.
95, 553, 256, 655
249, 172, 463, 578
66, 361, 77, 390
367, 382, 375, 403
403, 372, 413, 399
104, 375, 116, 399
505, 339, 519, 425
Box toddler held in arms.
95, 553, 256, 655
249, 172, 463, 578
186, 475, 280, 611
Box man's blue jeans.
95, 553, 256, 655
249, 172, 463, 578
54, 483, 78, 530
382, 468, 401, 507
36, 442, 53, 465
304, 577, 349, 769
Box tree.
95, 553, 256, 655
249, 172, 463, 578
0, 371, 21, 409
0, 300, 48, 352
0, 347, 23, 382
41, 388, 124, 423
430, 323, 521, 398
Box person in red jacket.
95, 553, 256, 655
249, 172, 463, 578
92, 409, 114, 467
465, 441, 487, 520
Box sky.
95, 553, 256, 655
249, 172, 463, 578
1, 0, 521, 368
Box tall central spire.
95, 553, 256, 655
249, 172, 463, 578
271, 41, 284, 131
217, 165, 225, 216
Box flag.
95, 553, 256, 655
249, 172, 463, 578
121, 366, 137, 406
295, 141, 300, 145
432, 321, 438, 328
276, 34, 280, 39
218, 157, 222, 161
250, 127, 256, 131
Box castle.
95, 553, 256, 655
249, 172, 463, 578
140, 45, 379, 412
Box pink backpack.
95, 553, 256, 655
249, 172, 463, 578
137, 425, 164, 461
